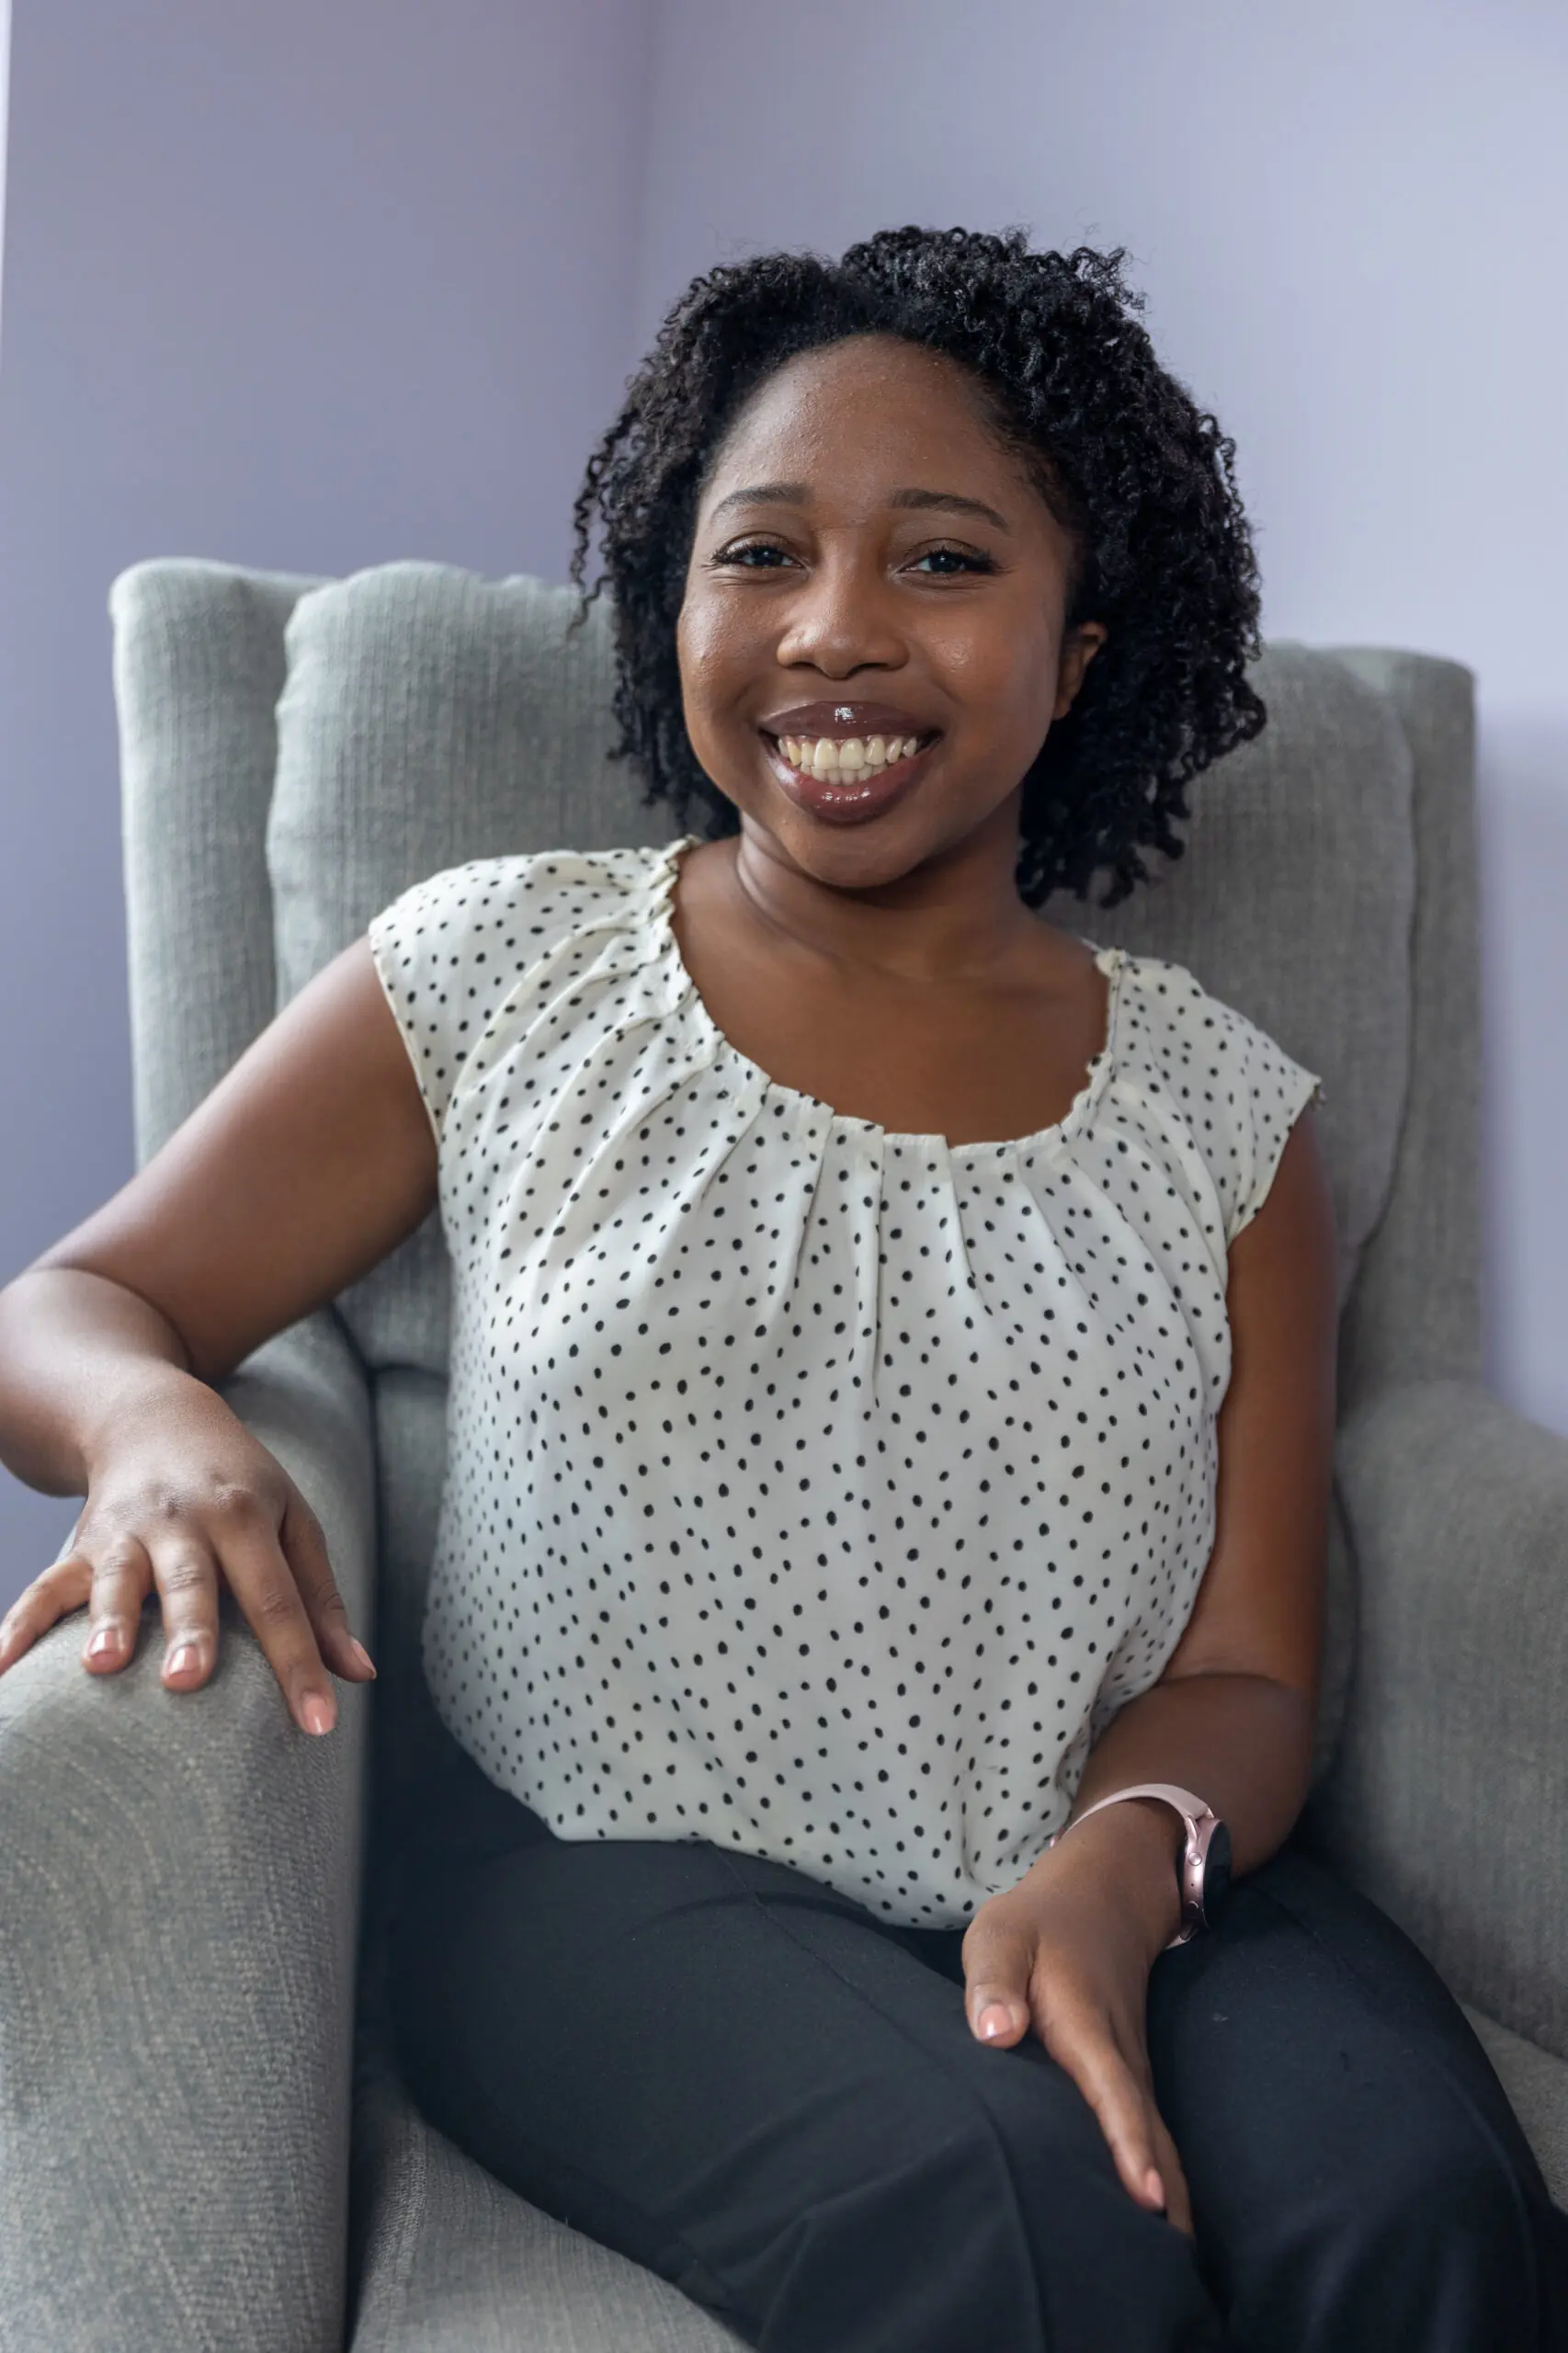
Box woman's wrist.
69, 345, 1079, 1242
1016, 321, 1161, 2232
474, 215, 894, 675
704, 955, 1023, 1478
1040, 1795, 1187, 1957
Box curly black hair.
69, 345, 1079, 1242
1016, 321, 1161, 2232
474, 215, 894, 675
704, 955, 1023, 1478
570, 225, 1266, 909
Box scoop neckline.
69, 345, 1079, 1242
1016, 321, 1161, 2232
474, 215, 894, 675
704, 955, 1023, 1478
646, 835, 1126, 1159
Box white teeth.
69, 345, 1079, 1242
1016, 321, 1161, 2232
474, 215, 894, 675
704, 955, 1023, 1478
778, 733, 923, 775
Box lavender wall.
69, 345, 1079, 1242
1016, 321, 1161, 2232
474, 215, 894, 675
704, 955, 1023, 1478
634, 0, 1568, 1444
2, 2, 1563, 1612
0, 5, 8, 363
0, 0, 653, 1591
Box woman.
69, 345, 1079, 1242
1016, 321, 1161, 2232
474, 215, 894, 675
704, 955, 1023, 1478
0, 228, 1562, 2351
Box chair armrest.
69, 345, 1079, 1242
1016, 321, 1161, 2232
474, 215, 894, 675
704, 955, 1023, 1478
0, 1310, 376, 2353
1312, 1377, 1568, 2060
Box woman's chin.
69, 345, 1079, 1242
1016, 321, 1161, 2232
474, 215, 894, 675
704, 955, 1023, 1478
741, 795, 964, 896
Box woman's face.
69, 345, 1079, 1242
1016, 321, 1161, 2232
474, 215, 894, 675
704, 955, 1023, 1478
676, 333, 1108, 894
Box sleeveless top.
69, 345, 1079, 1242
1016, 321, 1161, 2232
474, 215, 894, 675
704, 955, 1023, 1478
368, 837, 1321, 1928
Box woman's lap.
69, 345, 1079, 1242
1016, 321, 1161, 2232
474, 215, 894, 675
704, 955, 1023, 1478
387, 1747, 1568, 2353
1145, 1855, 1568, 2349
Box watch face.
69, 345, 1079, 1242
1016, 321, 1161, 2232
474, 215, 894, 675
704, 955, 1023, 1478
1202, 1821, 1233, 1924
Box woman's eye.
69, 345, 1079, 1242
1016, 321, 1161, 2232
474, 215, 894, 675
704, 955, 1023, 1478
909, 547, 996, 575
710, 540, 996, 575
713, 541, 792, 569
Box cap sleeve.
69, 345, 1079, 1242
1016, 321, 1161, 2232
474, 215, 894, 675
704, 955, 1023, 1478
1212, 1000, 1324, 1246
367, 858, 528, 1148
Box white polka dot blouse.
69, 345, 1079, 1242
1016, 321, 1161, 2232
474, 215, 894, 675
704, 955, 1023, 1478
367, 836, 1322, 1927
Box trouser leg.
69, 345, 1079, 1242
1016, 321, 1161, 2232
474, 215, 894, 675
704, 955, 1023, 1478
387, 1746, 1223, 2353
1146, 1847, 1568, 2353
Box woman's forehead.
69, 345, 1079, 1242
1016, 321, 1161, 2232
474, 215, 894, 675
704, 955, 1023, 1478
705, 338, 1034, 504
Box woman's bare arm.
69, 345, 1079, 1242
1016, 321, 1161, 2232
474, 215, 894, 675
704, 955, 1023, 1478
959, 1105, 1339, 2226
1060, 1100, 1339, 1897
0, 936, 437, 1493
0, 938, 437, 1730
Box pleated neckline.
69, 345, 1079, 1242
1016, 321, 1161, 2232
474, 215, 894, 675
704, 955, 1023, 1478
644, 835, 1126, 1161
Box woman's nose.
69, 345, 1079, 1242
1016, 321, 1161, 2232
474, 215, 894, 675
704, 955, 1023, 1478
774, 551, 906, 676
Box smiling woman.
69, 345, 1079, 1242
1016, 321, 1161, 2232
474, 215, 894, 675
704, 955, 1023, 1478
661, 325, 1125, 1141
573, 228, 1265, 908
373, 229, 1568, 2352
674, 332, 1106, 888
6, 222, 1562, 2353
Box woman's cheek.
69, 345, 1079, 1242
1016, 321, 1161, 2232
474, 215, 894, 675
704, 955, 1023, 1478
676, 585, 756, 670
677, 606, 765, 774
936, 606, 1054, 717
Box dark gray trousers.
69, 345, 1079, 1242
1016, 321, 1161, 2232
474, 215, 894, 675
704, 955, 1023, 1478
388, 1741, 1568, 2352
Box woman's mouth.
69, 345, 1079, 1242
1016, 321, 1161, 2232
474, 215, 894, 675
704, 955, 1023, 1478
778, 730, 927, 779
761, 728, 939, 825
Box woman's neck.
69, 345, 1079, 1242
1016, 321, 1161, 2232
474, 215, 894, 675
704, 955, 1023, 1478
723, 801, 1055, 988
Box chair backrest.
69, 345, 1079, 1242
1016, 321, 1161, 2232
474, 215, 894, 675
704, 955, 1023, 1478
109, 557, 1483, 1792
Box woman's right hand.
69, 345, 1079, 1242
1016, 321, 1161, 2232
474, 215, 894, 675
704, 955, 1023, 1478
0, 1370, 375, 1734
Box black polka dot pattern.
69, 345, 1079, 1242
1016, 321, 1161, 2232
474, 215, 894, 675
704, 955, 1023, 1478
367, 837, 1322, 1927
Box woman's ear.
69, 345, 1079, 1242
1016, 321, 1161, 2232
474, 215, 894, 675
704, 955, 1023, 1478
1052, 622, 1108, 722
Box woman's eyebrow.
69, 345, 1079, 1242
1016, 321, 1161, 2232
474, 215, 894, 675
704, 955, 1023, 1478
889, 486, 1011, 532
706, 483, 1011, 532
708, 482, 809, 519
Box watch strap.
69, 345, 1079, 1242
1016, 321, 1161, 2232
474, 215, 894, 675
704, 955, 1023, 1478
1049, 1782, 1222, 1949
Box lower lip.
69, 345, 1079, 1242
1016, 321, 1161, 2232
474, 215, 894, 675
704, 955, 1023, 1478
763, 736, 936, 827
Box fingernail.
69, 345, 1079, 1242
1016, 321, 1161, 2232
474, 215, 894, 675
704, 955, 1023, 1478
1145, 2169, 1165, 2208
165, 1643, 198, 1677
977, 2004, 1013, 2040
87, 1626, 119, 1659
302, 1695, 334, 1735
347, 1638, 377, 1677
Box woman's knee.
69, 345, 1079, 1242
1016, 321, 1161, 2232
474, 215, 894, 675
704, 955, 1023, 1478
746, 2106, 1047, 2353
752, 2080, 1218, 2353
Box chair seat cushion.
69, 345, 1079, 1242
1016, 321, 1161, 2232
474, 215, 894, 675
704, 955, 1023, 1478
348, 2029, 746, 2352
1461, 2006, 1568, 2212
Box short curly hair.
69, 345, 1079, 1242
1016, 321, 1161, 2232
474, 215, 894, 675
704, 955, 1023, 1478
570, 225, 1266, 909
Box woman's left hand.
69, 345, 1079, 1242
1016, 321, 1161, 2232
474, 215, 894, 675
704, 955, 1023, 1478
960, 1801, 1194, 2234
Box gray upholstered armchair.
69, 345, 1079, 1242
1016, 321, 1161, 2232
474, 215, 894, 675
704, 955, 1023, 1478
0, 557, 1562, 2352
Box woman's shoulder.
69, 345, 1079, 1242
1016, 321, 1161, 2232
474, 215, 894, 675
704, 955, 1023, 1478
368, 839, 680, 963
365, 841, 685, 1144
1102, 943, 1323, 1245
1109, 944, 1313, 1091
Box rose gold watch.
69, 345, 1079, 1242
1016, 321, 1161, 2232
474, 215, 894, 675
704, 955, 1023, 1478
1047, 1782, 1233, 1949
